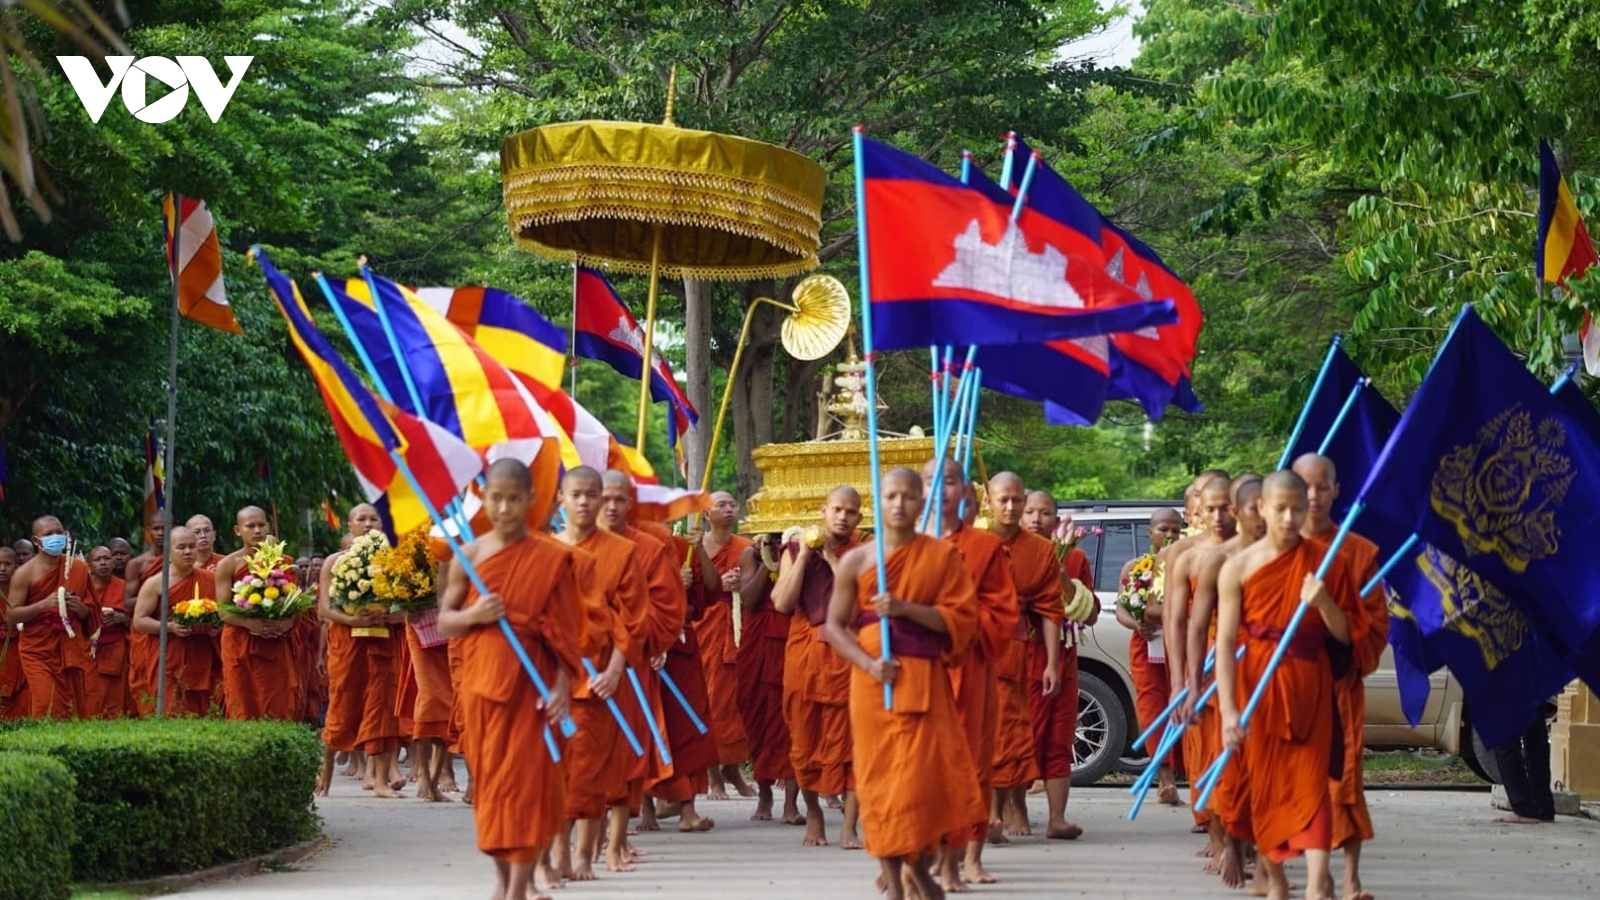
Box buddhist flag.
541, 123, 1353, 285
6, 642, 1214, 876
162, 194, 242, 335
257, 250, 483, 536
320, 499, 341, 531
142, 420, 164, 544
1537, 141, 1600, 374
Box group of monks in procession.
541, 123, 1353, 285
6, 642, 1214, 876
0, 448, 1386, 900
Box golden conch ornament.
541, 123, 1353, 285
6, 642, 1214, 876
779, 275, 852, 361
1429, 404, 1573, 573
1416, 544, 1527, 670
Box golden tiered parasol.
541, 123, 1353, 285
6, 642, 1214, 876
501, 71, 829, 452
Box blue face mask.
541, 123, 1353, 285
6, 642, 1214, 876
39, 534, 68, 557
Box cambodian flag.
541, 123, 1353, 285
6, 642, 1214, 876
572, 266, 698, 447
856, 136, 1176, 351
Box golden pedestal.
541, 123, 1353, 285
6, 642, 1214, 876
741, 436, 934, 535
1551, 680, 1600, 798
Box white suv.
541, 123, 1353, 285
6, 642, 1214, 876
1061, 501, 1495, 786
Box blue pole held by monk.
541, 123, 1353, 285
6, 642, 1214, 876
1316, 378, 1370, 455
1194, 501, 1365, 811
1277, 335, 1343, 469
853, 126, 893, 711
626, 665, 672, 766
659, 666, 709, 735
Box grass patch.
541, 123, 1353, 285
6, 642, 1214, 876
69, 891, 143, 900
1363, 749, 1475, 783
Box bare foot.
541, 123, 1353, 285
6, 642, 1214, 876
938, 872, 970, 893
462, 785, 473, 805
1192, 823, 1210, 834
840, 830, 863, 850
1045, 821, 1083, 840
751, 806, 772, 821
963, 861, 997, 884
986, 821, 1009, 845
569, 859, 597, 882
1218, 843, 1245, 889
342, 758, 360, 778
603, 847, 635, 873
371, 782, 404, 799
734, 779, 758, 798
1493, 815, 1542, 824
1026, 780, 1045, 795
535, 860, 563, 891
1158, 784, 1182, 806
437, 775, 461, 793
1203, 856, 1223, 876
781, 811, 806, 825
1006, 821, 1033, 837
677, 814, 715, 833
826, 794, 843, 810
315, 759, 333, 797
803, 817, 829, 847
708, 785, 730, 801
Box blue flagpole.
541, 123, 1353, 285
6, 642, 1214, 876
1128, 646, 1246, 816
1195, 501, 1365, 810
999, 132, 1017, 190
659, 667, 709, 734
553, 514, 645, 758
1009, 153, 1040, 222
1278, 335, 1342, 469
626, 666, 672, 766
1316, 378, 1370, 455
357, 265, 430, 423
920, 355, 977, 533
854, 127, 893, 710
958, 367, 982, 518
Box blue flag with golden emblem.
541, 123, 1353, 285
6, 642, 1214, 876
1352, 306, 1600, 709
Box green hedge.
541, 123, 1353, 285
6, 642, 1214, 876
0, 719, 320, 883
0, 752, 76, 900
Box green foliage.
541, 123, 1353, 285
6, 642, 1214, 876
0, 718, 320, 883
0, 752, 76, 900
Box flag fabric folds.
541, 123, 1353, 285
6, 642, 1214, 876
1352, 307, 1600, 705
162, 194, 242, 335
1538, 141, 1600, 375
258, 251, 482, 536
321, 500, 341, 531
413, 286, 569, 391
1281, 345, 1401, 521
331, 273, 558, 464
855, 136, 1176, 351
573, 266, 699, 448
143, 420, 165, 541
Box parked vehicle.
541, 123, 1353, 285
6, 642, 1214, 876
1059, 500, 1496, 786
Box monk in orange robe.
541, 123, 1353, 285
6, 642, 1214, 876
440, 459, 583, 900
692, 490, 756, 800
773, 485, 866, 849
1184, 475, 1263, 888
554, 467, 645, 879
827, 468, 986, 900
6, 517, 104, 719
1294, 453, 1385, 900
215, 506, 299, 722
122, 510, 169, 612
403, 603, 456, 803
984, 474, 1060, 838
317, 504, 405, 798
1170, 475, 1239, 871
132, 526, 218, 717
924, 459, 1017, 891
631, 511, 720, 830
736, 534, 801, 824
188, 515, 220, 572
1022, 489, 1101, 841
0, 548, 29, 719
82, 545, 130, 718
1114, 509, 1185, 804
1216, 469, 1362, 900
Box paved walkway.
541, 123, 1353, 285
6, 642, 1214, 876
182, 770, 1598, 899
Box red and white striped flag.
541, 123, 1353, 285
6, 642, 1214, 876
163, 194, 242, 335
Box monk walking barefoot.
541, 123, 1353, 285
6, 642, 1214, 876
827, 469, 984, 900
736, 533, 803, 824
439, 459, 582, 900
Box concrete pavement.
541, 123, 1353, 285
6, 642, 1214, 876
179, 770, 1598, 899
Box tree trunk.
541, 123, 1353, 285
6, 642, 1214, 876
732, 293, 781, 500
681, 277, 714, 489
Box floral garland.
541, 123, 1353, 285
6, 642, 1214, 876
227, 538, 312, 620
371, 528, 439, 614
328, 532, 391, 615
1118, 552, 1159, 622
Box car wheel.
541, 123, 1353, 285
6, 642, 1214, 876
1461, 723, 1502, 785
1073, 670, 1128, 786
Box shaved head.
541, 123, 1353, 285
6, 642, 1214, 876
1233, 477, 1264, 509
562, 466, 602, 491
988, 471, 1024, 494
602, 469, 632, 490
1291, 453, 1337, 486
883, 467, 922, 493
1153, 508, 1183, 528
1263, 469, 1307, 498
235, 505, 267, 525
486, 458, 531, 490
826, 485, 860, 506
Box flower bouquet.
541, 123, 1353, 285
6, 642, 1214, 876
226, 538, 312, 620
1050, 517, 1101, 563
329, 532, 392, 637
371, 528, 438, 615
171, 592, 221, 634
1117, 553, 1159, 623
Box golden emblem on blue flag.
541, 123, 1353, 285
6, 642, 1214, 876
1429, 404, 1573, 573
1416, 544, 1528, 671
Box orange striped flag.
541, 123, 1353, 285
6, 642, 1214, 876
163, 194, 242, 335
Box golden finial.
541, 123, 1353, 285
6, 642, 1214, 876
663, 65, 678, 127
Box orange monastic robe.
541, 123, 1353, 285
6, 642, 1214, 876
852, 535, 986, 860
737, 544, 793, 783
459, 535, 585, 863
1309, 528, 1385, 848
615, 525, 684, 801
944, 525, 1018, 844
1182, 569, 1220, 825
633, 520, 717, 802
992, 529, 1061, 788
565, 529, 641, 821
0, 613, 27, 720
82, 575, 129, 719
322, 556, 403, 755
19, 557, 102, 719
693, 533, 753, 766
405, 613, 454, 741
220, 560, 299, 721
129, 570, 217, 717
1236, 540, 1362, 862
785, 536, 864, 796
